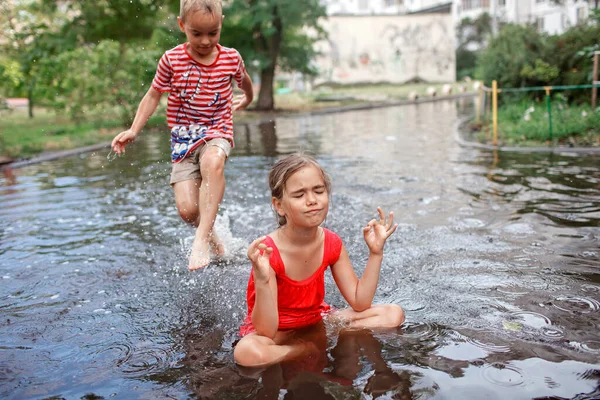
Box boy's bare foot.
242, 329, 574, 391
209, 234, 226, 259
189, 239, 211, 271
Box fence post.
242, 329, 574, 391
475, 82, 483, 124
592, 51, 599, 110
492, 80, 498, 146
544, 86, 553, 142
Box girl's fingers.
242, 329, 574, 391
387, 212, 394, 229
377, 207, 385, 223
247, 236, 266, 257
386, 223, 398, 238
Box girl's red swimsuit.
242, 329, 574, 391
240, 228, 343, 336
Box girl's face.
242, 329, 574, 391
274, 165, 329, 229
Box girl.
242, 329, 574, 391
234, 154, 404, 368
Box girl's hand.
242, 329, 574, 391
247, 236, 273, 284
363, 207, 398, 255
232, 94, 250, 111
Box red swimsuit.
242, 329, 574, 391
240, 228, 343, 336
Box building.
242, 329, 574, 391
321, 0, 449, 15
453, 0, 595, 35
322, 0, 597, 35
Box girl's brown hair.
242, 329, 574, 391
269, 153, 332, 226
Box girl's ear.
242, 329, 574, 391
272, 197, 285, 217
177, 16, 185, 33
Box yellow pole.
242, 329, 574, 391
492, 80, 498, 146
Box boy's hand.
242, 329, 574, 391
232, 94, 251, 111
363, 207, 398, 256
111, 129, 138, 155
247, 236, 273, 284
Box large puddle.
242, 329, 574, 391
1, 99, 599, 399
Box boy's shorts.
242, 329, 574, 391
170, 138, 231, 185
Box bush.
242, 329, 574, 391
476, 24, 551, 89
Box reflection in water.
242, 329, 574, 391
1, 100, 599, 399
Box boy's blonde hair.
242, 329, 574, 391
180, 0, 223, 21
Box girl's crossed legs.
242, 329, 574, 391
234, 304, 404, 368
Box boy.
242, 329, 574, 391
111, 0, 254, 270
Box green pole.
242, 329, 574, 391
545, 87, 553, 142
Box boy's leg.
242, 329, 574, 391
173, 178, 224, 254
174, 179, 201, 225
332, 304, 405, 329
189, 142, 229, 270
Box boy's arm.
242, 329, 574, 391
111, 87, 163, 154
232, 72, 254, 111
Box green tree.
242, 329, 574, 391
0, 0, 71, 118
456, 13, 493, 80
222, 0, 327, 110
476, 24, 551, 88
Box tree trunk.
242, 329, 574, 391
27, 82, 34, 119
253, 4, 283, 111
256, 65, 275, 110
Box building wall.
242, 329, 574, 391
313, 14, 455, 85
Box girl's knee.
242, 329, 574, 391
386, 304, 405, 327
234, 337, 267, 367
374, 304, 404, 328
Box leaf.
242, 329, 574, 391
502, 321, 523, 332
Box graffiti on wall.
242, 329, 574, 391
314, 15, 455, 84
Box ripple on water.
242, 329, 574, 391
121, 346, 173, 375
581, 284, 600, 294
552, 295, 600, 314
401, 321, 439, 340
507, 311, 565, 339
502, 223, 536, 236
482, 363, 526, 387
522, 243, 552, 256
570, 340, 600, 355
464, 337, 511, 354
511, 256, 542, 269
496, 284, 530, 296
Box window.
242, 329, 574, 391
536, 17, 544, 31
577, 7, 586, 22
462, 0, 490, 10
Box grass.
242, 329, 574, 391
0, 82, 472, 160
471, 99, 600, 147
0, 106, 167, 160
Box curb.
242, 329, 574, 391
453, 117, 600, 155
1, 142, 111, 171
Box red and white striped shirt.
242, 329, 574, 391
152, 43, 246, 161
